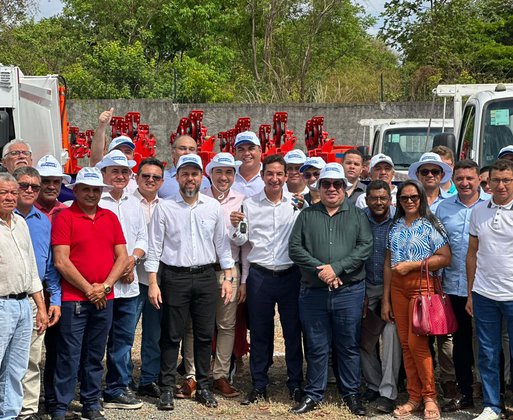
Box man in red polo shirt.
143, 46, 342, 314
51, 167, 128, 420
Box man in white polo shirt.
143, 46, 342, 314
466, 158, 513, 420
231, 131, 264, 197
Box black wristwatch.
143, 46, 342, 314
103, 283, 112, 294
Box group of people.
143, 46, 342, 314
1, 108, 513, 420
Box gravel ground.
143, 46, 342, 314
37, 319, 508, 419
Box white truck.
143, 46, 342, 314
0, 65, 69, 167
434, 83, 513, 168
358, 118, 454, 178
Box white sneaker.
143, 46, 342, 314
473, 407, 500, 420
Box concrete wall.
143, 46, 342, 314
67, 100, 452, 162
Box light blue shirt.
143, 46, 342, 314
436, 189, 490, 296
429, 188, 455, 213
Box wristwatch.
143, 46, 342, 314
133, 255, 141, 265
104, 283, 112, 294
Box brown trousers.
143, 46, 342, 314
391, 268, 437, 402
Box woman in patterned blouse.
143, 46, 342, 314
382, 180, 451, 420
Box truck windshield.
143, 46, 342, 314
382, 127, 452, 169
481, 99, 513, 167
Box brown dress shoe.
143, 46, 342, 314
175, 378, 196, 399
213, 377, 240, 398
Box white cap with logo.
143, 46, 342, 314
108, 135, 135, 152
176, 154, 203, 171
370, 154, 394, 170
205, 153, 242, 175
284, 149, 307, 165
234, 131, 260, 148
35, 154, 71, 183
96, 150, 137, 170
408, 152, 453, 184
66, 167, 112, 191
318, 163, 348, 185
299, 156, 326, 173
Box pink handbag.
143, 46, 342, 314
412, 259, 458, 336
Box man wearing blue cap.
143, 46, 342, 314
146, 154, 234, 411
289, 163, 372, 416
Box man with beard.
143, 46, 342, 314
146, 154, 234, 411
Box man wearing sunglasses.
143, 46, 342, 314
1, 139, 33, 173
289, 163, 372, 416
299, 157, 326, 205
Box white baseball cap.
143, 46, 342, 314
284, 149, 307, 165
299, 157, 326, 173
234, 131, 260, 147
370, 154, 394, 170
205, 153, 242, 175
66, 167, 112, 190
108, 135, 135, 152
318, 163, 348, 185
408, 152, 453, 184
498, 145, 513, 159
176, 154, 203, 172
96, 150, 136, 170
35, 154, 71, 183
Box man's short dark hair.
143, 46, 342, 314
262, 154, 286, 173
366, 180, 391, 196
138, 158, 165, 175
480, 165, 491, 175
13, 166, 41, 181
490, 159, 513, 175
344, 149, 363, 161
454, 159, 479, 175
431, 145, 455, 165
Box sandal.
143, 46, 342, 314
423, 398, 441, 420
393, 400, 422, 418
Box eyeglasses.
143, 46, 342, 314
319, 180, 345, 190
5, 150, 32, 158
0, 189, 19, 196
489, 178, 513, 186
303, 171, 320, 179
140, 174, 163, 181
418, 168, 442, 177
18, 182, 41, 192
367, 196, 390, 203
399, 195, 420, 203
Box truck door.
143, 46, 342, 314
458, 104, 477, 162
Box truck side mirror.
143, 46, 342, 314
433, 133, 457, 156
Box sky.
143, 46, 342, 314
36, 0, 386, 33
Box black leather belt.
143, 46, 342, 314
212, 263, 222, 272
164, 264, 212, 274
250, 263, 297, 277
0, 292, 28, 300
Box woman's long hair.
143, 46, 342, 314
393, 179, 448, 240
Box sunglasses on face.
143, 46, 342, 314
319, 180, 344, 190
140, 174, 163, 181
18, 182, 41, 192
418, 168, 442, 177
399, 195, 420, 203
303, 171, 320, 179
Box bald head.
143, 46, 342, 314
172, 135, 197, 166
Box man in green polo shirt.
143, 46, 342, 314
289, 162, 372, 417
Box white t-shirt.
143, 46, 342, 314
469, 198, 513, 301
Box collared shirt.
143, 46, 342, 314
364, 207, 395, 286
469, 197, 513, 301
289, 199, 373, 288
230, 190, 303, 282
15, 207, 61, 306
51, 202, 126, 301
356, 185, 398, 209
388, 217, 448, 266
231, 170, 264, 198
145, 192, 234, 273
0, 213, 42, 296
133, 189, 160, 286
347, 181, 367, 205
100, 191, 148, 298
158, 166, 211, 199
34, 200, 69, 223
429, 188, 455, 212
436, 190, 489, 296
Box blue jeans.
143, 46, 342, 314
300, 281, 365, 401
0, 298, 32, 419
132, 284, 162, 386
104, 296, 138, 399
54, 300, 113, 416
473, 292, 513, 414
246, 266, 303, 391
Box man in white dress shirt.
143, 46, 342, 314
97, 150, 148, 410
146, 154, 234, 411
230, 154, 304, 405
231, 131, 264, 197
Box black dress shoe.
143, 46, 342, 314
362, 388, 380, 403
343, 394, 366, 416
158, 390, 174, 411
195, 389, 218, 408
290, 396, 318, 415
289, 388, 304, 403
374, 396, 396, 414
137, 382, 161, 398
241, 388, 267, 405
442, 394, 474, 412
